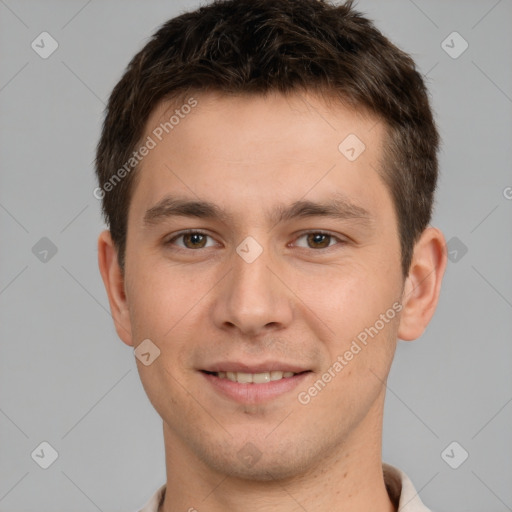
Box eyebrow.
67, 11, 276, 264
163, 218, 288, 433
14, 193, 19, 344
143, 193, 373, 227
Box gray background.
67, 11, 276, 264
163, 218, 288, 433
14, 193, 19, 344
1, 0, 511, 510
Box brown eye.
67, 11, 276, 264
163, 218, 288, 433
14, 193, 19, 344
182, 233, 208, 249
294, 231, 341, 250
167, 231, 215, 250
306, 233, 331, 249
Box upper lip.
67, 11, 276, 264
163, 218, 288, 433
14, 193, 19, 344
201, 361, 310, 373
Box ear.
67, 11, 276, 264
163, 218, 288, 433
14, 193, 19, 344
97, 230, 134, 346
398, 227, 447, 341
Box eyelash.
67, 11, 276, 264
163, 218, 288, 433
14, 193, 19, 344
165, 229, 346, 251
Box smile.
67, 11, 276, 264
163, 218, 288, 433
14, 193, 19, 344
204, 370, 298, 383
201, 369, 311, 404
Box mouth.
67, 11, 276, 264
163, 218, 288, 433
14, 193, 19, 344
202, 369, 306, 383
200, 367, 312, 404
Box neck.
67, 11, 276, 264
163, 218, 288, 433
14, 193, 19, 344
160, 395, 395, 512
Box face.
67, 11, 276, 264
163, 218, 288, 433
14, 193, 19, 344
107, 91, 409, 480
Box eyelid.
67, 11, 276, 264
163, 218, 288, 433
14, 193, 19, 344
165, 229, 219, 248
291, 230, 347, 249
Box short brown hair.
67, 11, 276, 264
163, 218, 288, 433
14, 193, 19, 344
95, 0, 439, 276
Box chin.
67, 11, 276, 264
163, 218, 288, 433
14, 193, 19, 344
217, 458, 305, 482
197, 438, 321, 483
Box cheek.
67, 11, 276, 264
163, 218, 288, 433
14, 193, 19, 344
136, 357, 203, 442
292, 258, 395, 327
126, 277, 165, 337
125, 267, 199, 412
125, 262, 210, 371
299, 315, 398, 426
126, 251, 184, 315
290, 257, 401, 377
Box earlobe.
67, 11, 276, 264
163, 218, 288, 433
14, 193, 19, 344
97, 230, 134, 346
397, 227, 447, 341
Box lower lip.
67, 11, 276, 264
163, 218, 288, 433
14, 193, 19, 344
201, 371, 311, 404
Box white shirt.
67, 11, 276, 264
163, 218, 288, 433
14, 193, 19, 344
137, 463, 432, 512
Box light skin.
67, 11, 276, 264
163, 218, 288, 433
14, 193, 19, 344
98, 91, 446, 512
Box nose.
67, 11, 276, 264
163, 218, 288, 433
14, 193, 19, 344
211, 239, 294, 336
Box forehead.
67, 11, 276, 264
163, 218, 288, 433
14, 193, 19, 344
129, 91, 392, 227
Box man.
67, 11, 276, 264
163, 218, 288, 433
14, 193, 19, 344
95, 0, 447, 510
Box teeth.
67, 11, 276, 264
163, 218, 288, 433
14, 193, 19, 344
214, 370, 297, 383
